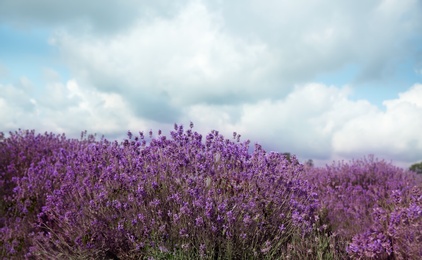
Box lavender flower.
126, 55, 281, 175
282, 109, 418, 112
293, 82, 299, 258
5, 127, 419, 259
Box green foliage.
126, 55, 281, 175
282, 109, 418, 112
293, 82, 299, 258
409, 161, 422, 174
282, 152, 291, 162
305, 159, 314, 168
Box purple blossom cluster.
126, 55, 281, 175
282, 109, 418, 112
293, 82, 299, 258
1, 126, 324, 259
304, 156, 422, 259
1, 127, 421, 259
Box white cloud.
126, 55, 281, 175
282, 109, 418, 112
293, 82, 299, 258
1, 78, 421, 167
1, 0, 422, 167
50, 0, 280, 123
0, 78, 152, 137
332, 84, 422, 161
216, 0, 422, 82
0, 80, 38, 129
185, 83, 422, 166
47, 0, 422, 108
0, 0, 191, 33
385, 84, 422, 108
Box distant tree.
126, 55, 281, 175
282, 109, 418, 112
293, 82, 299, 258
282, 152, 291, 162
409, 161, 422, 174
305, 159, 314, 168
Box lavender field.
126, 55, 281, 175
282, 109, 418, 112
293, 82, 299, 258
1, 125, 421, 259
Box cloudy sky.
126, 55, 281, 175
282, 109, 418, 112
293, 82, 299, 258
1, 0, 422, 167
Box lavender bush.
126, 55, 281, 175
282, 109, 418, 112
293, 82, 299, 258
304, 156, 422, 259
0, 129, 97, 258
1, 125, 333, 259
1, 126, 421, 259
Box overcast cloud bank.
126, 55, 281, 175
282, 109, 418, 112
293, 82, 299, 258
1, 0, 422, 167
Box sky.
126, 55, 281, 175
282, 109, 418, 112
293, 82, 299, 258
1, 0, 422, 167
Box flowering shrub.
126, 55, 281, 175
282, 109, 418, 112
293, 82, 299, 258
1, 126, 421, 259
0, 129, 97, 258
304, 156, 422, 259
1, 125, 326, 259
